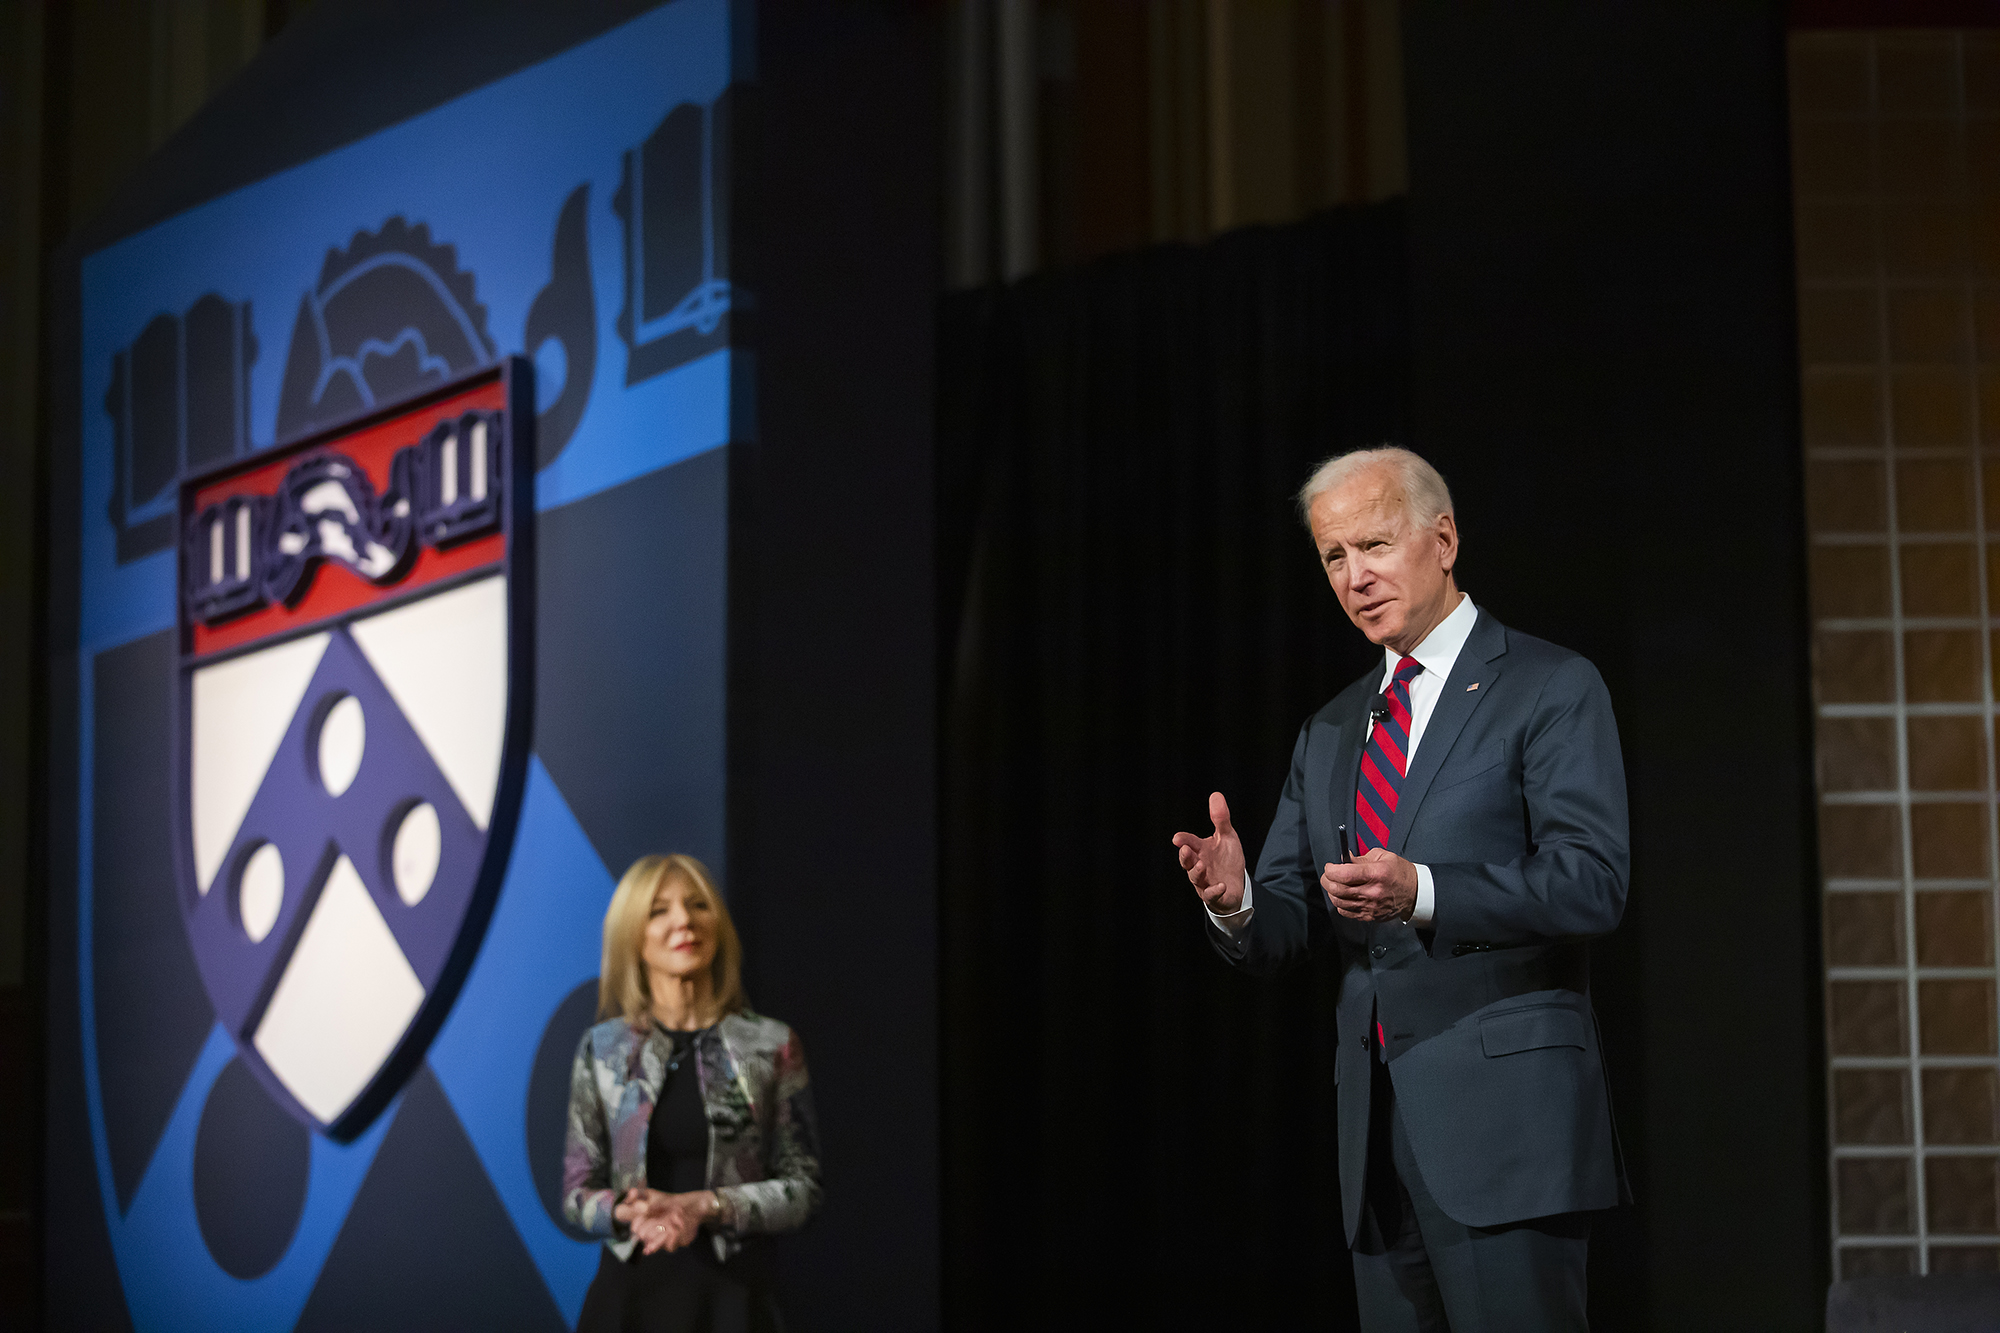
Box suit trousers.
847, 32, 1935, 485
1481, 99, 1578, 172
1352, 1052, 1590, 1332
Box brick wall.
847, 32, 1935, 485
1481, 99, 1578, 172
1793, 27, 2000, 1278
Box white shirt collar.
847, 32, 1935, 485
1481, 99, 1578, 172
1382, 591, 1477, 684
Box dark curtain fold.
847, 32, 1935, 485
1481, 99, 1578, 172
937, 202, 1409, 1329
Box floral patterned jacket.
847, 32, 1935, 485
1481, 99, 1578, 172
563, 1009, 823, 1262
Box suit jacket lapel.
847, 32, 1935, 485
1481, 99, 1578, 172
1334, 691, 1371, 848
1303, 693, 1366, 862
1389, 613, 1508, 854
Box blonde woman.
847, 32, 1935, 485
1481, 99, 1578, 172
564, 854, 822, 1333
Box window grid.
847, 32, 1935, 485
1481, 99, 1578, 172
1794, 30, 2000, 1280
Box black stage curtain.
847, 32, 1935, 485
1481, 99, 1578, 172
937, 203, 1408, 1329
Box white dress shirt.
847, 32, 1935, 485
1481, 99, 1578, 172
1209, 592, 1478, 938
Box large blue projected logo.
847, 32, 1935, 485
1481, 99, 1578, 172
72, 3, 743, 1327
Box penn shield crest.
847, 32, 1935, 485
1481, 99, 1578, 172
173, 360, 535, 1139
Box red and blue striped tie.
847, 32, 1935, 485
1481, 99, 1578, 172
1356, 656, 1424, 853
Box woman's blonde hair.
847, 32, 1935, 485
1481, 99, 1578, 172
597, 853, 746, 1023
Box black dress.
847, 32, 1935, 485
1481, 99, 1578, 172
576, 1028, 783, 1333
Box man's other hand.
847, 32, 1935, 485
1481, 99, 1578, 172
1171, 792, 1247, 914
1322, 849, 1417, 922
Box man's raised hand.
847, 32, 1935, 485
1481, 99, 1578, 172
1171, 791, 1247, 914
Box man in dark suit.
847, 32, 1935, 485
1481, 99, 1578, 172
1172, 447, 1628, 1331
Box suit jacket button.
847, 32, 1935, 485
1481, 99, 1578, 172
1371, 946, 1388, 959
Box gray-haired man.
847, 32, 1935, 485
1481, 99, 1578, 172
1172, 447, 1629, 1330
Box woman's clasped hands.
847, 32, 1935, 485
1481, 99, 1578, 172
613, 1187, 712, 1255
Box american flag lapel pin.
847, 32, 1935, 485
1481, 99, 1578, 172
1466, 682, 1480, 691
